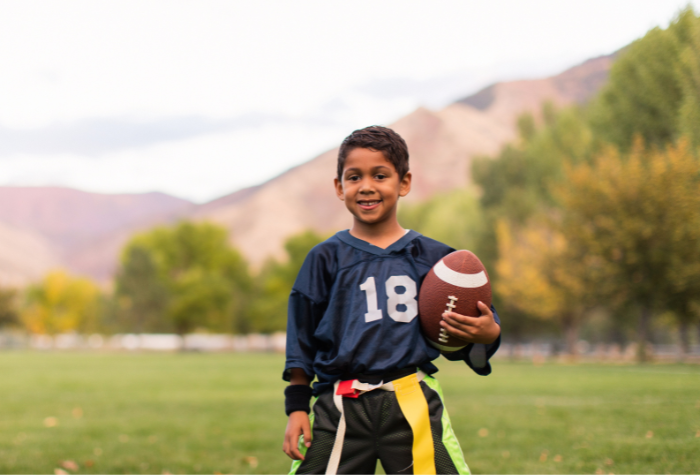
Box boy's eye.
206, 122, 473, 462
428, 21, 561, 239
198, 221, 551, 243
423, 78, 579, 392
375, 174, 386, 180
347, 175, 360, 182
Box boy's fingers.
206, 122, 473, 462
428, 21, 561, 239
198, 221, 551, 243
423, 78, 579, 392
288, 435, 304, 460
440, 320, 473, 340
477, 301, 493, 317
302, 418, 313, 447
442, 311, 480, 328
283, 426, 305, 460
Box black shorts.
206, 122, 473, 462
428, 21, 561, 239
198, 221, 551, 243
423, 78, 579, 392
289, 375, 470, 475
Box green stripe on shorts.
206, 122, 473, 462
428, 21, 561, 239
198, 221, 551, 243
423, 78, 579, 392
423, 375, 471, 475
288, 398, 316, 475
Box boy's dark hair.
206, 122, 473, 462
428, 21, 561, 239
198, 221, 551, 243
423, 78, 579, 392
337, 126, 409, 180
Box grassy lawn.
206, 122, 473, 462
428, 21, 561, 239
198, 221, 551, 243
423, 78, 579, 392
0, 352, 698, 474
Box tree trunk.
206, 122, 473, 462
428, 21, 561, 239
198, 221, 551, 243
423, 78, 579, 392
637, 306, 652, 363
563, 315, 579, 361
678, 318, 690, 361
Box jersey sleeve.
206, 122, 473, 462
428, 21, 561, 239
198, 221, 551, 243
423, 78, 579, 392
283, 290, 327, 381
282, 242, 335, 382
442, 304, 501, 375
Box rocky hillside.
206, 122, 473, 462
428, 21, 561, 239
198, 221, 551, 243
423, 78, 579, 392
195, 54, 615, 266
0, 187, 192, 284
0, 53, 614, 284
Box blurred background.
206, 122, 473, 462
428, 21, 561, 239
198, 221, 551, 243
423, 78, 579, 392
1, 0, 699, 361
1, 2, 700, 473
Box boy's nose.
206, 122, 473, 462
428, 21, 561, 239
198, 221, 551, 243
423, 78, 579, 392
358, 178, 375, 193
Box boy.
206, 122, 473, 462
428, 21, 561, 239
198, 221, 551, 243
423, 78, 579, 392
282, 126, 501, 474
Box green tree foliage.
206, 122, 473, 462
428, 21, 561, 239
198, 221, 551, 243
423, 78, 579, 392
249, 230, 325, 333
0, 287, 20, 329
471, 104, 597, 273
398, 188, 485, 252
114, 221, 252, 335
557, 140, 700, 360
113, 245, 169, 333
591, 7, 700, 149
677, 10, 700, 147
21, 271, 102, 334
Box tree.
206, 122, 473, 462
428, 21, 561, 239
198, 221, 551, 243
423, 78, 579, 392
590, 8, 700, 150
677, 9, 700, 148
471, 104, 598, 270
495, 218, 605, 357
398, 188, 485, 252
115, 221, 252, 335
0, 287, 20, 329
113, 244, 169, 333
22, 271, 102, 335
249, 230, 325, 333
557, 140, 700, 360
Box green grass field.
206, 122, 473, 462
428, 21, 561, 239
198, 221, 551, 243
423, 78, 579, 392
1, 352, 699, 474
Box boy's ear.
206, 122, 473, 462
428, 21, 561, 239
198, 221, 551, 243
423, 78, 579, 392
334, 177, 344, 200
399, 172, 412, 197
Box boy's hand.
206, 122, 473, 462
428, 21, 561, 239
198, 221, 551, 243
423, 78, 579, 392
283, 411, 312, 460
440, 301, 500, 345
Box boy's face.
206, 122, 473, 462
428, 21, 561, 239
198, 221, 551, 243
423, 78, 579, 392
334, 147, 411, 227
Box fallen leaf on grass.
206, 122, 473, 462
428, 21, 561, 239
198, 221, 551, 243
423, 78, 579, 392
553, 455, 562, 462
44, 417, 59, 428
54, 469, 68, 475
539, 451, 548, 462
595, 469, 604, 474
695, 429, 699, 438
243, 456, 258, 468
501, 451, 510, 459
605, 458, 614, 466
72, 407, 83, 419
478, 428, 489, 437
61, 460, 79, 471
84, 460, 94, 468
645, 431, 653, 438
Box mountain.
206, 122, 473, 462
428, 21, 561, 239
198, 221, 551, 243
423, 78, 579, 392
0, 187, 193, 283
194, 54, 614, 266
0, 53, 614, 284
0, 221, 60, 287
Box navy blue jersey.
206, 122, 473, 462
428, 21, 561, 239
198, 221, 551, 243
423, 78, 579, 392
284, 230, 500, 394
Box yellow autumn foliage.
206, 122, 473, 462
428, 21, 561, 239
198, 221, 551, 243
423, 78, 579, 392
21, 271, 101, 335
496, 220, 567, 320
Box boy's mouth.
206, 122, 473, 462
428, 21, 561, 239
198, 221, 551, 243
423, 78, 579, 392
357, 200, 381, 210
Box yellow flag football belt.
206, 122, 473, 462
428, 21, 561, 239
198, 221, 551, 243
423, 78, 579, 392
326, 371, 436, 475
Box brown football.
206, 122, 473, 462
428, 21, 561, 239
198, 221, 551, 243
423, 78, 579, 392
419, 250, 492, 352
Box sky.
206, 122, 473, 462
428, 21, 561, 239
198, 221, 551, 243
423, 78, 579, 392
0, 0, 697, 203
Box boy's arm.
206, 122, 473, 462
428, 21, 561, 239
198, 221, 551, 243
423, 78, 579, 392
283, 368, 313, 461
441, 302, 502, 374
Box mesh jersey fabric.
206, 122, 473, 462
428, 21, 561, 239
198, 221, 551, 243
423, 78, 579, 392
283, 230, 501, 395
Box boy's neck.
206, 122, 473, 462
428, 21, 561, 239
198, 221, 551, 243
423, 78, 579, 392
349, 218, 406, 249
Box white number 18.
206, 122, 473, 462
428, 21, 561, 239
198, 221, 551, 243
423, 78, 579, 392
359, 275, 418, 323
